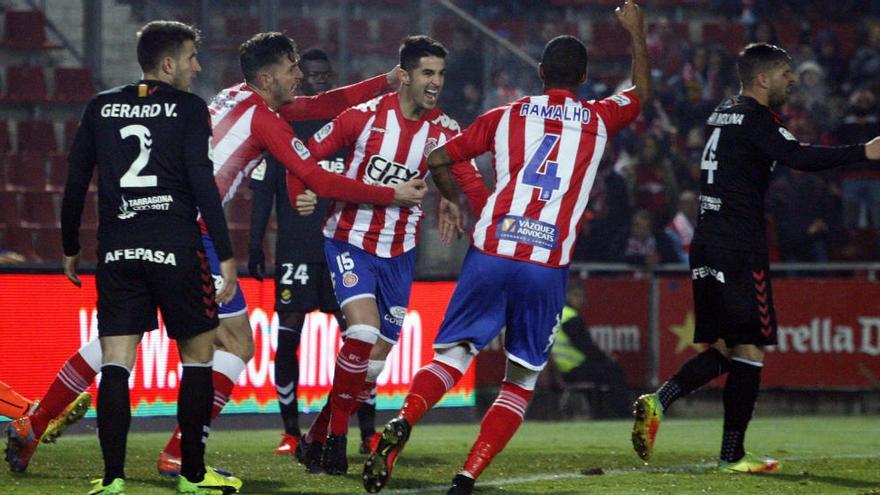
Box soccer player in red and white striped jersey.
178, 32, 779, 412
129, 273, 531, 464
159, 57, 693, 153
363, 2, 651, 493
296, 36, 489, 475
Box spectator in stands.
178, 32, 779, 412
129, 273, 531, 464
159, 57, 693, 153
483, 69, 525, 110
813, 30, 848, 89
767, 169, 844, 262
647, 17, 687, 76
848, 21, 880, 92
552, 281, 630, 418
444, 26, 483, 125
747, 21, 779, 46
789, 61, 833, 135
835, 87, 880, 228
611, 209, 679, 268
573, 155, 631, 262
630, 134, 678, 225
665, 190, 698, 263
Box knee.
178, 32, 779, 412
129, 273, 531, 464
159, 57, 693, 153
217, 318, 255, 362
503, 360, 541, 391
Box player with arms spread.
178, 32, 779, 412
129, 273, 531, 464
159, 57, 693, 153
362, 2, 650, 493
48, 21, 239, 494
295, 35, 489, 475
630, 43, 880, 473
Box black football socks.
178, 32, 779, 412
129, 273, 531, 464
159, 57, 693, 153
179, 364, 213, 483
657, 347, 731, 411
721, 358, 763, 463
98, 364, 131, 485
276, 327, 303, 437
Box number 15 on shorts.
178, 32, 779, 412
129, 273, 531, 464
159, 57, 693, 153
336, 252, 355, 272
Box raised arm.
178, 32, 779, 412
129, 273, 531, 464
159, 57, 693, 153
616, 0, 652, 104
277, 68, 396, 121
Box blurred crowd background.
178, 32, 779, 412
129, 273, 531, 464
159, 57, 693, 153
3, 0, 880, 277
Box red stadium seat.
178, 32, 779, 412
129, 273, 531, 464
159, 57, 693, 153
0, 191, 20, 227
6, 153, 47, 191
1, 11, 60, 50
377, 18, 410, 52
279, 17, 321, 50
328, 19, 373, 54
46, 154, 68, 192
591, 21, 632, 59
0, 121, 10, 154
17, 120, 58, 153
486, 20, 527, 46
53, 67, 96, 103
32, 227, 63, 262
64, 119, 81, 152
702, 22, 746, 56
213, 16, 261, 51
4, 226, 37, 260
20, 191, 59, 228
2, 66, 49, 103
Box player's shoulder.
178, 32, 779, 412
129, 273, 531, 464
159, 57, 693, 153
425, 107, 461, 133
707, 95, 772, 127
351, 93, 389, 114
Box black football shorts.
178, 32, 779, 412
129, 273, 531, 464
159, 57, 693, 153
690, 242, 777, 347
96, 244, 219, 340
274, 261, 339, 314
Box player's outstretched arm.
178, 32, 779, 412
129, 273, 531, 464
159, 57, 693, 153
751, 114, 870, 171
616, 0, 652, 104
277, 69, 395, 122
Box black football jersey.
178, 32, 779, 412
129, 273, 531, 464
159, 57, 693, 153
62, 80, 231, 258
693, 95, 865, 253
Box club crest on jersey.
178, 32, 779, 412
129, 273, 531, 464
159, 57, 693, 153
314, 122, 333, 143
365, 155, 419, 186
342, 271, 359, 288
291, 138, 311, 159
497, 215, 559, 250
280, 288, 292, 304
424, 137, 438, 158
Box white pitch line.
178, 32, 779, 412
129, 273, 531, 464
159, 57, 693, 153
381, 452, 880, 494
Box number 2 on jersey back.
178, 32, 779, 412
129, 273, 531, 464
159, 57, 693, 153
119, 124, 157, 188
701, 127, 721, 184
522, 134, 562, 201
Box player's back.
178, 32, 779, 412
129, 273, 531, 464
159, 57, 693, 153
693, 95, 777, 253
471, 90, 639, 266
84, 81, 207, 249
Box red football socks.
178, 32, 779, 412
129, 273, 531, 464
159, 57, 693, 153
164, 369, 235, 457
461, 381, 532, 479
328, 339, 373, 436
30, 351, 97, 437
400, 360, 462, 426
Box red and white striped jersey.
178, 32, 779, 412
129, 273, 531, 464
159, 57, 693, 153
444, 89, 641, 267
308, 92, 489, 258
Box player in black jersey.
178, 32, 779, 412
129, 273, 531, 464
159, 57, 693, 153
249, 48, 378, 464
55, 21, 241, 495
631, 43, 880, 472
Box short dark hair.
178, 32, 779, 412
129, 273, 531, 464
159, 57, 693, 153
136, 21, 200, 73
239, 32, 297, 84
737, 43, 792, 86
540, 35, 588, 87
399, 35, 447, 72
300, 47, 330, 64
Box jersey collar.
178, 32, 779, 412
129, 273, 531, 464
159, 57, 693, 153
544, 88, 578, 99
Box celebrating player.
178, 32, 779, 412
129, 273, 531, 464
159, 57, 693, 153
630, 42, 880, 472
295, 35, 489, 475
362, 2, 651, 493
248, 47, 381, 457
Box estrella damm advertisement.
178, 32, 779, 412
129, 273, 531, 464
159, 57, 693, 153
0, 275, 475, 417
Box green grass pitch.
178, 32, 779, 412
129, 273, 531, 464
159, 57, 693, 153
2, 416, 878, 494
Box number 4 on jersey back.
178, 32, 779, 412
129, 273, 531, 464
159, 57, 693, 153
522, 134, 562, 201
701, 128, 721, 184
